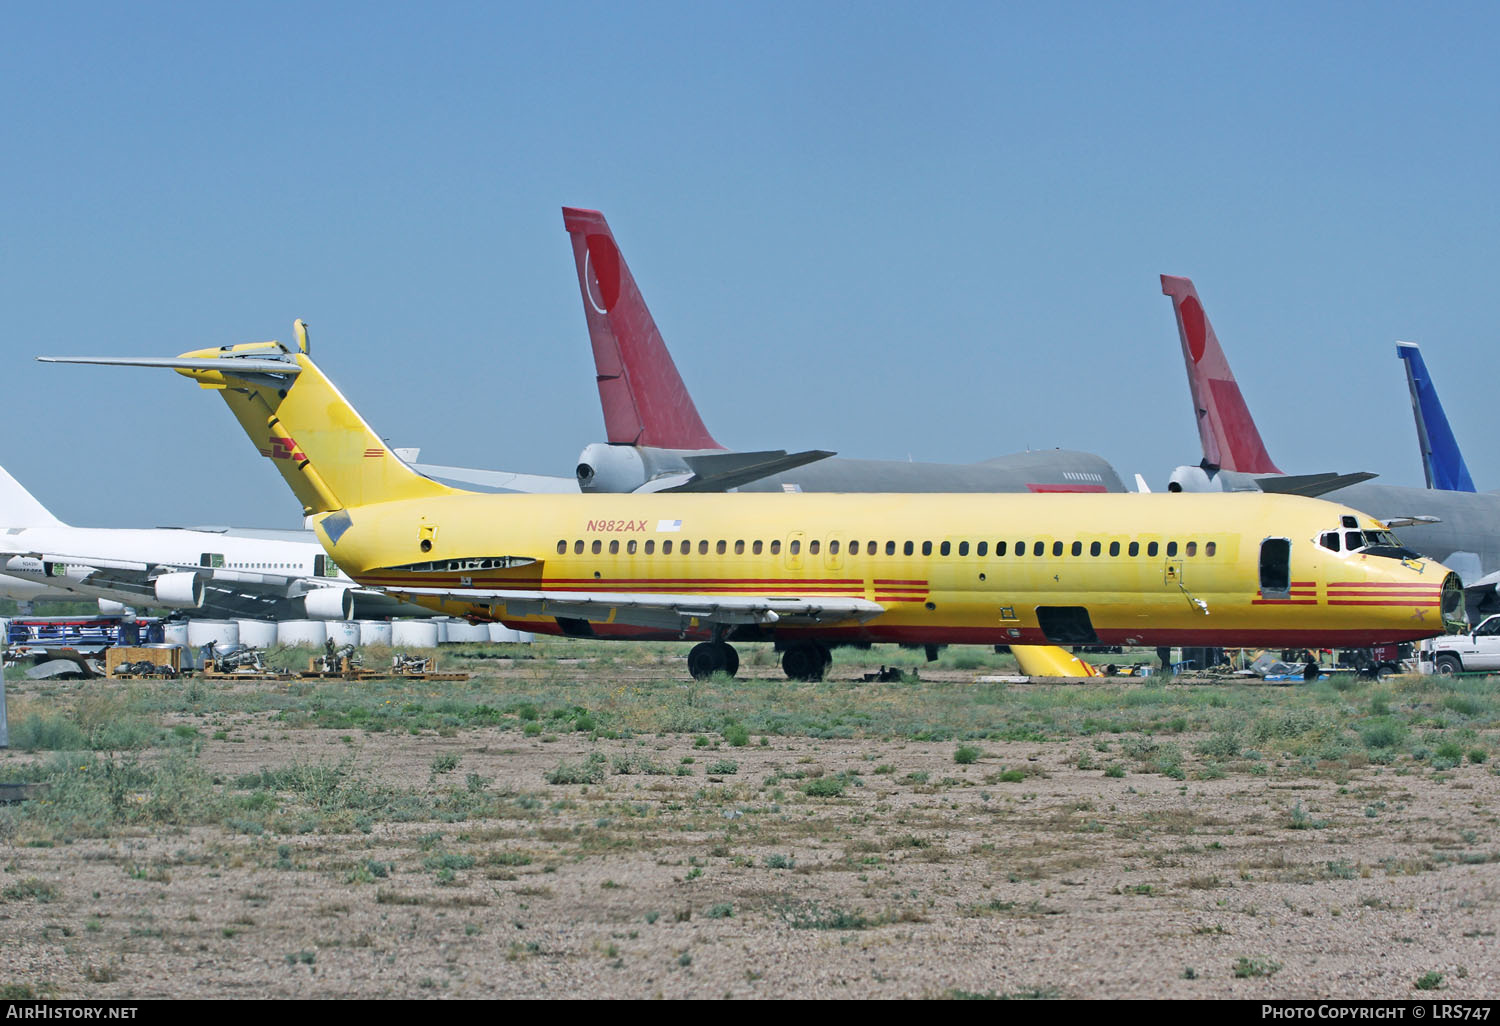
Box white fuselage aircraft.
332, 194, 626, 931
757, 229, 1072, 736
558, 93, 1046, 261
0, 464, 422, 620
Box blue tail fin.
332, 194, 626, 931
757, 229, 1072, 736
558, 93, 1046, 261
1397, 341, 1475, 492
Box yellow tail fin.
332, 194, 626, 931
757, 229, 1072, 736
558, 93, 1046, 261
174, 323, 459, 515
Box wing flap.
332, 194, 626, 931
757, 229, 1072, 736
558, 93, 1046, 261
390, 587, 884, 630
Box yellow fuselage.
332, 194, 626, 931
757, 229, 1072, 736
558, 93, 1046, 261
315, 490, 1459, 648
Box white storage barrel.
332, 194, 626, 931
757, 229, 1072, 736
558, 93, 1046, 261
235, 619, 279, 649
391, 619, 440, 648
277, 620, 328, 647
187, 619, 240, 652
442, 620, 489, 643
326, 620, 361, 648
161, 622, 190, 647
487, 624, 533, 644
356, 620, 392, 647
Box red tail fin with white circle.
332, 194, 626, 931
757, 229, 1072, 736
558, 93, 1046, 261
1160, 275, 1281, 474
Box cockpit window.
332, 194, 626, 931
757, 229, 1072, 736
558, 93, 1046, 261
1328, 524, 1421, 560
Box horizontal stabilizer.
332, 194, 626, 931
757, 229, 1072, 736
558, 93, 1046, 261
667, 450, 836, 493
39, 355, 302, 376
1381, 515, 1441, 528
1254, 471, 1377, 497
412, 463, 581, 494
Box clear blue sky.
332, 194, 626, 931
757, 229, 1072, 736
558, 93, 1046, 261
4, 2, 1497, 526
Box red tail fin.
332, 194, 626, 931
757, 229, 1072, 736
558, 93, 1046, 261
562, 207, 722, 450
1160, 275, 1281, 474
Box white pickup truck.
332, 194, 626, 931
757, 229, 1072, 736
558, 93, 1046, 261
1417, 614, 1500, 675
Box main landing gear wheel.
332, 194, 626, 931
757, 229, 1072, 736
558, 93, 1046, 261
688, 641, 739, 680
781, 641, 832, 682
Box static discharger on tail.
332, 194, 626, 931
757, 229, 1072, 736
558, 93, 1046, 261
43, 324, 1465, 681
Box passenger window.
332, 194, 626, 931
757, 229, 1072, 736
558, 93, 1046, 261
645, 540, 655, 555
627, 540, 637, 554
904, 541, 914, 556
1108, 541, 1119, 556
1090, 541, 1101, 556
1166, 541, 1178, 557
790, 540, 801, 555
978, 541, 989, 557
940, 541, 951, 556
957, 541, 967, 556
716, 540, 726, 554
574, 540, 584, 554
1147, 542, 1159, 557
698, 540, 708, 555
609, 540, 619, 554
753, 540, 763, 555
829, 541, 839, 555
735, 540, 745, 554
868, 541, 877, 555
771, 540, 781, 555
556, 540, 566, 554
809, 540, 820, 555
592, 540, 602, 555
1205, 541, 1216, 557
1033, 541, 1044, 556
886, 541, 895, 555
1053, 541, 1064, 556
663, 540, 673, 555
1185, 541, 1197, 557
1071, 541, 1082, 556
922, 541, 932, 556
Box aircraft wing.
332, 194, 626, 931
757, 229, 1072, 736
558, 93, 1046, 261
668, 450, 837, 493
411, 464, 581, 493
1254, 471, 1378, 497
389, 587, 884, 632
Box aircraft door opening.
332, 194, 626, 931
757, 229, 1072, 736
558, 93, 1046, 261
1259, 538, 1291, 599
1035, 606, 1098, 644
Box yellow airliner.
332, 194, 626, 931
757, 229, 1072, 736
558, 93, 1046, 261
43, 324, 1466, 681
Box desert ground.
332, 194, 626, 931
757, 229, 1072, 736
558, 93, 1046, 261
0, 641, 1495, 999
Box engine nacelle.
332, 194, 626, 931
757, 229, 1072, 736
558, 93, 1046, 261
1167, 464, 1223, 493
576, 442, 649, 493
153, 571, 205, 609
97, 600, 128, 615
304, 586, 355, 621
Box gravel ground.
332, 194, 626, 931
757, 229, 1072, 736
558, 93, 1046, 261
0, 669, 1496, 999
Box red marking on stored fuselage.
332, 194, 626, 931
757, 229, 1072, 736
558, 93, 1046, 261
1180, 295, 1207, 363
1024, 484, 1109, 493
